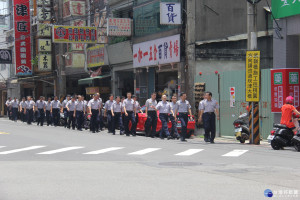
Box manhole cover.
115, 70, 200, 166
159, 162, 202, 167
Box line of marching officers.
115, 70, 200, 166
5, 91, 194, 142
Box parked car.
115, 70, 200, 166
134, 106, 195, 138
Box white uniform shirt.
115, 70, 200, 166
88, 99, 101, 110
51, 100, 61, 109
145, 98, 157, 111
156, 101, 172, 114
123, 98, 135, 111
36, 100, 46, 109
11, 100, 19, 108
26, 100, 35, 109
66, 100, 76, 111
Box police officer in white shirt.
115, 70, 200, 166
111, 96, 125, 135
74, 95, 85, 131
156, 95, 174, 140
170, 95, 180, 139
45, 97, 52, 126
96, 93, 104, 131
10, 97, 19, 121
5, 97, 12, 120
25, 96, 35, 125
36, 96, 46, 126
19, 97, 27, 122
61, 95, 71, 128
88, 94, 101, 133
66, 96, 77, 130
104, 94, 115, 133
145, 92, 158, 138
123, 92, 136, 136
133, 95, 143, 136
198, 91, 219, 143
51, 96, 61, 127
175, 93, 193, 142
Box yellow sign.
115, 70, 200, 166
86, 87, 100, 95
87, 45, 105, 68
246, 51, 260, 102
38, 39, 52, 52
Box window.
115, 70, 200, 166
133, 0, 180, 37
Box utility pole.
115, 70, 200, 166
186, 0, 196, 113
247, 0, 260, 145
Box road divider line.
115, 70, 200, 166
37, 147, 84, 155
222, 150, 249, 157
84, 147, 124, 155
128, 148, 161, 155
0, 146, 45, 155
175, 149, 204, 156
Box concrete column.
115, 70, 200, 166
186, 0, 196, 113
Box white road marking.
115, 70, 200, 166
37, 147, 84, 155
84, 147, 124, 155
128, 148, 161, 155
175, 149, 204, 156
0, 146, 5, 149
222, 150, 249, 157
0, 146, 45, 155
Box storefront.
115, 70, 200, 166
133, 34, 181, 104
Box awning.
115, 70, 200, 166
78, 75, 111, 85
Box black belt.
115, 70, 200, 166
91, 109, 98, 111
114, 112, 121, 113
52, 108, 59, 110
179, 112, 188, 114
205, 112, 215, 115
127, 111, 133, 112
148, 110, 156, 112
159, 113, 168, 115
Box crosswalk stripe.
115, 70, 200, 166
37, 147, 84, 155
175, 149, 204, 156
128, 148, 161, 155
0, 146, 5, 149
0, 146, 45, 155
84, 147, 124, 155
222, 150, 248, 157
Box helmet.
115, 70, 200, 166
286, 96, 294, 104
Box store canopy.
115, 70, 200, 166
78, 75, 111, 85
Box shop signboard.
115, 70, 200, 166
87, 45, 105, 68
53, 25, 97, 44
86, 87, 99, 95
230, 87, 236, 107
246, 51, 260, 102
37, 0, 51, 6
107, 18, 131, 36
63, 1, 86, 18
70, 20, 86, 51
271, 69, 300, 112
38, 23, 52, 37
37, 7, 51, 21
14, 0, 32, 76
0, 49, 12, 64
38, 54, 52, 71
160, 2, 181, 25
133, 34, 180, 68
38, 39, 52, 52
65, 53, 85, 68
272, 0, 300, 19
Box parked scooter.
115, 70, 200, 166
268, 124, 295, 150
233, 113, 250, 143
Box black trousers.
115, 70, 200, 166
112, 112, 124, 134
203, 112, 216, 141
91, 109, 99, 132
68, 111, 76, 129
38, 109, 45, 126
124, 111, 136, 135
145, 111, 157, 137
12, 107, 18, 121
178, 113, 188, 140
159, 113, 170, 137
27, 109, 33, 124
170, 115, 179, 137
21, 108, 26, 122
63, 108, 68, 127
76, 111, 84, 130
52, 109, 60, 126
46, 110, 52, 125
107, 111, 113, 132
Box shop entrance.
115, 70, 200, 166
155, 71, 178, 101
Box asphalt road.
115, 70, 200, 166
0, 118, 299, 200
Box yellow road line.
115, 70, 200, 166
0, 132, 10, 135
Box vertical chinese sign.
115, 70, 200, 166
160, 2, 181, 25
14, 0, 32, 76
246, 51, 260, 102
271, 69, 300, 112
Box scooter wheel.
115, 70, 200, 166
271, 138, 281, 150
294, 144, 300, 152
240, 139, 246, 144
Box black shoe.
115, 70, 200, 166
120, 133, 124, 135
150, 136, 155, 138
181, 139, 187, 142
167, 136, 172, 140
210, 140, 215, 144
126, 134, 130, 137
96, 130, 100, 133
160, 136, 164, 140
92, 131, 96, 133
112, 133, 115, 135
78, 129, 83, 131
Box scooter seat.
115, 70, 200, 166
274, 124, 288, 129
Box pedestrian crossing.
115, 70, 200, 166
0, 146, 250, 157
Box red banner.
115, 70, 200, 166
14, 0, 32, 76
271, 69, 300, 112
